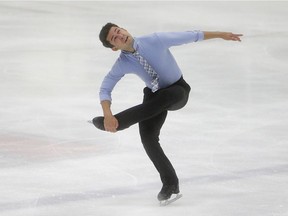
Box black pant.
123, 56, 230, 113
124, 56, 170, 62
93, 76, 191, 186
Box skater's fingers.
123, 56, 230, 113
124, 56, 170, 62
113, 117, 119, 129
104, 124, 117, 133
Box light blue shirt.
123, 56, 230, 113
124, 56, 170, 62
99, 31, 204, 102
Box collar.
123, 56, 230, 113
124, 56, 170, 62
132, 37, 138, 51
121, 37, 138, 55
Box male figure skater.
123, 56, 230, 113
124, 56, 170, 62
93, 22, 242, 202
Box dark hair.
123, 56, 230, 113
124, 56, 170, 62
99, 22, 119, 48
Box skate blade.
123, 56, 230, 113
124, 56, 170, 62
159, 194, 182, 206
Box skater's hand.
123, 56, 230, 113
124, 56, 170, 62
104, 115, 118, 133
220, 32, 243, 42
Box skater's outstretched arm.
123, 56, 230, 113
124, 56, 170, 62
203, 31, 243, 41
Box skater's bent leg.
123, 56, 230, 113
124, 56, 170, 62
116, 85, 188, 130
139, 111, 178, 186
92, 77, 191, 131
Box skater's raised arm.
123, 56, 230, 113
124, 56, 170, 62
203, 31, 243, 42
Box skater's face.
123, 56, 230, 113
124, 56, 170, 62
106, 26, 134, 52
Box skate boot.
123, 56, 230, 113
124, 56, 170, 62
157, 184, 182, 206
157, 184, 179, 201
92, 117, 105, 131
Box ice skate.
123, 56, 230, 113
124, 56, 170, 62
157, 185, 182, 206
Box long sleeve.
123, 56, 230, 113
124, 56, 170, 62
99, 61, 125, 102
155, 31, 204, 48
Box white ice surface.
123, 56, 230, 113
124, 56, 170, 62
0, 1, 288, 216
